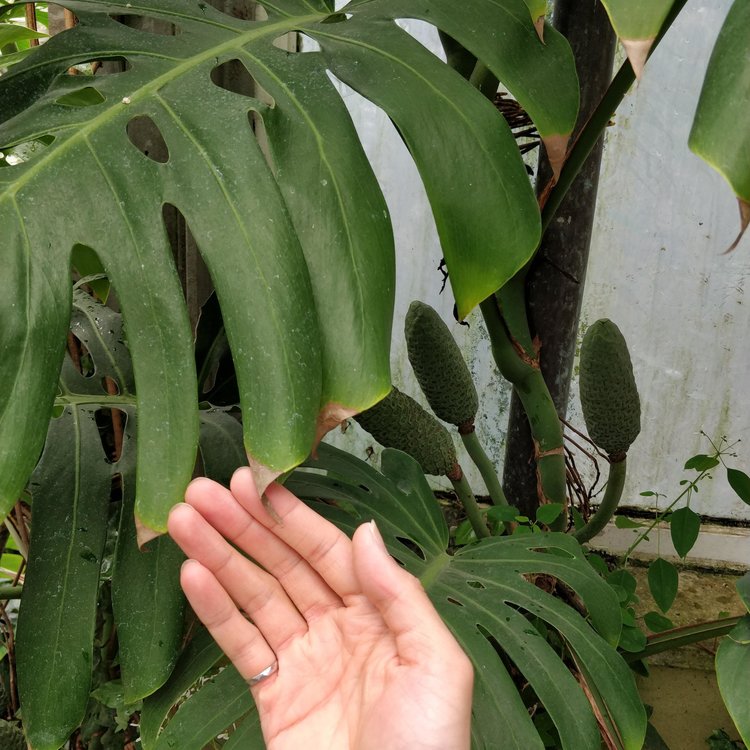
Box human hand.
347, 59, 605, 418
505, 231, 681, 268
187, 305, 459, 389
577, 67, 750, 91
167, 467, 473, 750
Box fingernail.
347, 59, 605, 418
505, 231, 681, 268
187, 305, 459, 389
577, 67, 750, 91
181, 558, 199, 572
369, 520, 387, 550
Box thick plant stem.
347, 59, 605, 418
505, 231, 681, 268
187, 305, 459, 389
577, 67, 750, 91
449, 470, 490, 539
460, 430, 509, 507
479, 297, 567, 531
623, 617, 742, 663
573, 457, 627, 543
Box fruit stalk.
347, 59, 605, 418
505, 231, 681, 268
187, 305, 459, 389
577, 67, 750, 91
449, 468, 490, 539
573, 457, 627, 543
459, 428, 509, 508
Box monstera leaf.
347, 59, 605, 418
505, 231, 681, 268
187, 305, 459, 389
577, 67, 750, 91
135, 438, 644, 750
689, 0, 750, 251
287, 443, 647, 750
15, 289, 186, 750
0, 0, 578, 542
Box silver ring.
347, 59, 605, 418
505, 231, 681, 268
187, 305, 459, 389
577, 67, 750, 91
247, 660, 278, 687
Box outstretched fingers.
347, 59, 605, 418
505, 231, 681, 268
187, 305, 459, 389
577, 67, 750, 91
184, 478, 342, 619
168, 503, 307, 651
230, 467, 361, 600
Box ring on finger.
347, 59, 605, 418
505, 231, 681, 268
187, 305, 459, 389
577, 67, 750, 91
247, 659, 278, 687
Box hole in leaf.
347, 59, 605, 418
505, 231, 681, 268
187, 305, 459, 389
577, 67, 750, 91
467, 580, 486, 590
56, 86, 106, 108
109, 14, 181, 35
67, 56, 131, 75
272, 33, 298, 51
126, 115, 169, 163
396, 536, 426, 560
72, 243, 111, 303
446, 597, 463, 607
358, 484, 372, 493
102, 377, 120, 396
320, 12, 352, 23
210, 58, 258, 98
68, 333, 95, 377
95, 408, 126, 462
197, 0, 262, 21
1, 135, 54, 166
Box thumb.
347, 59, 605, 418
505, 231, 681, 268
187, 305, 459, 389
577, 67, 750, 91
352, 520, 468, 667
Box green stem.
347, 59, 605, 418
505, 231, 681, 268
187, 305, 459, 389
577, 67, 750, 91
460, 430, 509, 507
0, 584, 23, 599
449, 471, 490, 539
623, 468, 711, 564
623, 616, 742, 663
574, 457, 627, 543
540, 0, 690, 237
461, 430, 512, 534
479, 297, 567, 531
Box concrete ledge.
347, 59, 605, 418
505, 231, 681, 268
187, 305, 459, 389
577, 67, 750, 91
589, 521, 750, 571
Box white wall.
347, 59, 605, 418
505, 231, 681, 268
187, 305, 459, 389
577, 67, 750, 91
567, 0, 750, 521
312, 3, 750, 524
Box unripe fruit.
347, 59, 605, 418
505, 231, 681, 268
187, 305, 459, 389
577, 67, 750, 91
579, 319, 641, 459
355, 387, 460, 478
405, 301, 478, 429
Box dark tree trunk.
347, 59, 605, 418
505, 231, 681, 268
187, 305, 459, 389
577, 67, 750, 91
502, 1, 617, 516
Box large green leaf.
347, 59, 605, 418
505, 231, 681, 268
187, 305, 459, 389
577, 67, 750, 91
111, 430, 186, 704
599, 1, 675, 77
15, 289, 187, 748
689, 0, 750, 250
287, 443, 647, 750
15, 406, 111, 750
716, 615, 750, 747
0, 0, 577, 539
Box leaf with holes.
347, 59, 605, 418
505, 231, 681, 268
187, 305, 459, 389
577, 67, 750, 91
287, 443, 646, 750
0, 0, 578, 541
16, 289, 187, 748
15, 407, 112, 750
689, 0, 750, 251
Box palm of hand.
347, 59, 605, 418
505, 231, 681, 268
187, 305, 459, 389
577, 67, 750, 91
168, 469, 473, 750
257, 599, 466, 749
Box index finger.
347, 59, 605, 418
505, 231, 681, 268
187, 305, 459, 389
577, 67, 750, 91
230, 467, 361, 600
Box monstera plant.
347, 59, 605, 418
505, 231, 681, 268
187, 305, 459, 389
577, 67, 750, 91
1, 0, 750, 748
0, 0, 579, 546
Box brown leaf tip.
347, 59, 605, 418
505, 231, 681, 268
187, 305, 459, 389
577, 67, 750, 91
315, 402, 363, 448
724, 200, 750, 254
621, 38, 654, 80
533, 15, 545, 44
136, 516, 162, 549
542, 133, 569, 183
